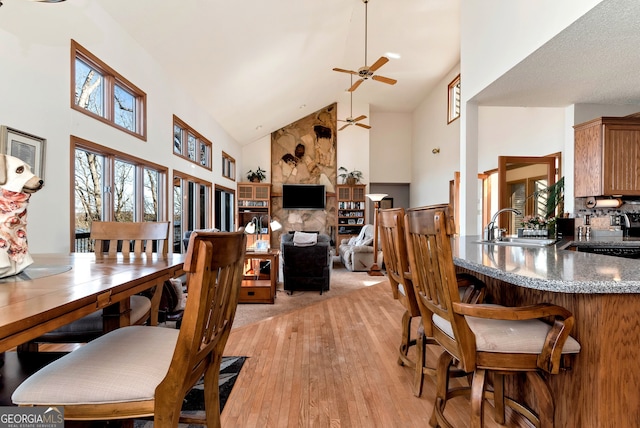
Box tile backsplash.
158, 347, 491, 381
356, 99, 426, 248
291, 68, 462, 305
574, 197, 640, 228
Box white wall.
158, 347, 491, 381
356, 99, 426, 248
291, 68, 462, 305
369, 111, 412, 184
0, 1, 242, 253
411, 65, 461, 207
477, 107, 565, 173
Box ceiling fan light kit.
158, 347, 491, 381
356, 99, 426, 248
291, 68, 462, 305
338, 75, 371, 131
333, 0, 398, 92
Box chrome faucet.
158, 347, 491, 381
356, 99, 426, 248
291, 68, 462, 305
484, 208, 522, 241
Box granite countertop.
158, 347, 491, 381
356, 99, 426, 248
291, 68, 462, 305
453, 236, 640, 294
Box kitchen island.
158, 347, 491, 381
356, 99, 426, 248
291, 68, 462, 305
453, 236, 640, 427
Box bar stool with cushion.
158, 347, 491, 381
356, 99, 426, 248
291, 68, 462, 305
404, 205, 581, 427
12, 230, 246, 427
18, 221, 170, 353
378, 206, 486, 397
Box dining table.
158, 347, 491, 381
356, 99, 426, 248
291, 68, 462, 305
0, 252, 185, 354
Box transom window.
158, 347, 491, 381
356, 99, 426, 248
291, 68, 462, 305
173, 115, 212, 170
222, 152, 236, 180
447, 74, 461, 124
71, 39, 147, 140
72, 137, 167, 251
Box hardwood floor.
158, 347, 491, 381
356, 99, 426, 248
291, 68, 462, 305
222, 281, 524, 428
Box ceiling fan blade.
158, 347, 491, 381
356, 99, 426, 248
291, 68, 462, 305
339, 123, 350, 131
372, 75, 397, 85
353, 115, 367, 122
369, 56, 389, 72
337, 119, 348, 123
356, 123, 372, 129
348, 78, 364, 92
333, 67, 358, 75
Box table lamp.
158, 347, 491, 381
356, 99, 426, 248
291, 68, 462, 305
245, 215, 282, 252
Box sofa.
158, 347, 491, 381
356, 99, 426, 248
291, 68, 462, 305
338, 224, 383, 272
281, 232, 331, 294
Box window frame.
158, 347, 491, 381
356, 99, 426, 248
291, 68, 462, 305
172, 170, 213, 253
447, 74, 461, 124
71, 136, 168, 251
173, 115, 213, 170
221, 151, 236, 181
71, 39, 147, 140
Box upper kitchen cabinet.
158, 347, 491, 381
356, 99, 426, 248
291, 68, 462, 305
574, 116, 640, 197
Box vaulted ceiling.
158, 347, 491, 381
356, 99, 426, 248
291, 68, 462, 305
96, 0, 640, 147
96, 0, 461, 145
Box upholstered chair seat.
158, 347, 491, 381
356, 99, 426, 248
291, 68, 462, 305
13, 326, 178, 405
432, 305, 581, 355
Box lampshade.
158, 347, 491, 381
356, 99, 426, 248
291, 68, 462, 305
365, 193, 388, 202
244, 221, 256, 234
270, 219, 283, 231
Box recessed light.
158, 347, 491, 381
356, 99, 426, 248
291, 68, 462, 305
255, 125, 262, 130
299, 104, 306, 109
385, 52, 401, 59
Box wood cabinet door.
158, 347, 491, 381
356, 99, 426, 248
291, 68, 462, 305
574, 121, 603, 197
603, 124, 640, 196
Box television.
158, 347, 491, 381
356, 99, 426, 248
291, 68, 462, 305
282, 184, 326, 209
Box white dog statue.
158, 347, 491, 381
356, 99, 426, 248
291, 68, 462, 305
0, 154, 44, 278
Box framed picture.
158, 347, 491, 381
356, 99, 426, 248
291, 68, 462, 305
348, 219, 356, 225
0, 126, 46, 179
380, 197, 393, 210
356, 218, 364, 225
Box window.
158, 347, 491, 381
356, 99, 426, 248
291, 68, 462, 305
447, 74, 461, 124
172, 171, 212, 253
222, 152, 236, 180
71, 39, 147, 140
173, 115, 212, 170
215, 185, 235, 232
72, 137, 167, 251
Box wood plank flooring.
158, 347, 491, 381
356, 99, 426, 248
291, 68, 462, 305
222, 281, 523, 428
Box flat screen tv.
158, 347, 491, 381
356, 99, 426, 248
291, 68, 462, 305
282, 184, 326, 210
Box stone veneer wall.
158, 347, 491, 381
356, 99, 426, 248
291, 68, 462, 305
269, 103, 338, 247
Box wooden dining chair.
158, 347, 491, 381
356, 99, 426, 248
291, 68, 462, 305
404, 205, 581, 427
378, 206, 485, 397
12, 230, 246, 427
18, 221, 171, 352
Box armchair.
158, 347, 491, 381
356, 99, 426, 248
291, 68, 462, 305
281, 232, 331, 294
338, 224, 383, 272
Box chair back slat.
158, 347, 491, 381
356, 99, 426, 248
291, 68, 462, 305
154, 230, 246, 425
378, 208, 420, 316
90, 221, 170, 259
405, 204, 477, 371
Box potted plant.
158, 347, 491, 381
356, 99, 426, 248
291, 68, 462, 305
338, 167, 364, 185
246, 167, 266, 183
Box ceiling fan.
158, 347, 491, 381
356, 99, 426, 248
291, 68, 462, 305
338, 77, 372, 131
333, 0, 397, 92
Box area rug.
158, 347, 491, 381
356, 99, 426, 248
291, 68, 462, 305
133, 356, 246, 427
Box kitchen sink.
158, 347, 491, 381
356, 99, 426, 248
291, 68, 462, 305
474, 237, 557, 247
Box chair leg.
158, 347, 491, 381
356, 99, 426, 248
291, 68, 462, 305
430, 351, 454, 428
470, 369, 487, 428
413, 326, 426, 397
492, 373, 505, 424
398, 310, 412, 366
527, 371, 555, 428
204, 353, 223, 428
